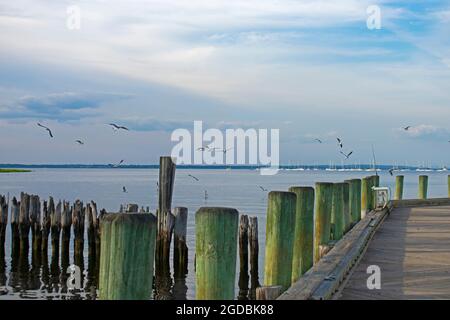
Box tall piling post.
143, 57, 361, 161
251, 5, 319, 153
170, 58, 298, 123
361, 177, 371, 219
19, 193, 30, 253
395, 175, 404, 200
173, 207, 188, 276
238, 214, 249, 300
49, 198, 60, 262
157, 156, 176, 272
332, 183, 345, 241
314, 183, 333, 263
196, 207, 239, 300
264, 191, 296, 291
342, 182, 351, 232
72, 200, 85, 268
99, 213, 157, 300
288, 187, 314, 283
10, 197, 20, 257
345, 179, 361, 225
249, 216, 260, 300
60, 201, 71, 268
30, 195, 42, 254
41, 201, 50, 257
419, 175, 428, 200
0, 196, 8, 255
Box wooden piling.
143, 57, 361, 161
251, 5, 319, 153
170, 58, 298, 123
0, 196, 8, 254
238, 214, 249, 300
361, 177, 371, 219
99, 213, 157, 300
86, 203, 96, 257
41, 201, 50, 256
288, 187, 314, 283
256, 286, 283, 300
30, 195, 42, 253
346, 179, 361, 224
195, 207, 239, 300
49, 198, 61, 262
249, 216, 260, 300
372, 175, 380, 208
173, 207, 188, 276
264, 191, 296, 291
19, 193, 30, 252
419, 175, 428, 200
72, 200, 85, 267
10, 197, 20, 256
60, 201, 71, 267
395, 175, 404, 200
342, 182, 351, 232
314, 183, 333, 263
331, 183, 345, 241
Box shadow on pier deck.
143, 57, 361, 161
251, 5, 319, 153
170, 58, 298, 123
338, 204, 450, 299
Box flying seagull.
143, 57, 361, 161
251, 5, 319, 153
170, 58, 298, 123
188, 174, 199, 181
37, 123, 53, 138
340, 151, 353, 159
337, 138, 343, 149
122, 186, 127, 193
314, 138, 322, 143
75, 140, 84, 145
388, 168, 394, 176
258, 186, 268, 192
403, 126, 412, 131
108, 123, 129, 131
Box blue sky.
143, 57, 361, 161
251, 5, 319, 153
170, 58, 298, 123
0, 0, 449, 165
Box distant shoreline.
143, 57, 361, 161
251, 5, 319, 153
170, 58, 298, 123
0, 164, 447, 171
0, 168, 32, 173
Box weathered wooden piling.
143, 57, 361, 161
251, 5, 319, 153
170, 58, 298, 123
256, 285, 283, 300
86, 203, 96, 258
157, 156, 176, 271
196, 207, 239, 300
173, 207, 188, 276
288, 187, 314, 283
30, 195, 42, 253
238, 214, 249, 300
395, 175, 404, 200
41, 201, 50, 256
314, 183, 333, 263
361, 177, 371, 219
342, 183, 351, 232
372, 175, 380, 207
19, 193, 30, 252
331, 183, 345, 241
72, 200, 85, 267
60, 201, 71, 266
99, 213, 157, 300
264, 191, 296, 291
419, 175, 428, 200
345, 179, 361, 224
249, 216, 260, 300
10, 197, 20, 256
0, 196, 8, 253
49, 198, 61, 261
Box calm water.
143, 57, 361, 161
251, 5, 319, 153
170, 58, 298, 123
0, 168, 448, 300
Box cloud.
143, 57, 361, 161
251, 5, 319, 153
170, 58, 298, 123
118, 117, 193, 132
0, 92, 131, 121
397, 124, 450, 141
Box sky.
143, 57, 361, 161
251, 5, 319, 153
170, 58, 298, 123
0, 0, 449, 166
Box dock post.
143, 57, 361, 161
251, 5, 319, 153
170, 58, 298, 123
157, 156, 176, 272
99, 213, 157, 300
361, 177, 371, 219
238, 214, 249, 300
314, 183, 333, 263
10, 197, 20, 256
264, 191, 296, 291
173, 207, 188, 276
249, 216, 260, 300
30, 195, 42, 254
72, 200, 85, 267
418, 175, 428, 199
0, 196, 8, 254
41, 201, 50, 257
60, 201, 71, 268
195, 207, 239, 300
49, 198, 60, 262
332, 183, 345, 241
288, 187, 314, 283
372, 175, 380, 207
395, 175, 404, 200
343, 182, 351, 232
19, 193, 30, 253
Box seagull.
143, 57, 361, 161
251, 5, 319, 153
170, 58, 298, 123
340, 151, 353, 159
75, 140, 84, 145
122, 186, 127, 193
108, 123, 129, 131
314, 139, 322, 143
337, 138, 343, 148
403, 126, 412, 131
111, 160, 125, 168
188, 174, 199, 181
258, 186, 268, 192
388, 168, 394, 176
37, 123, 53, 138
